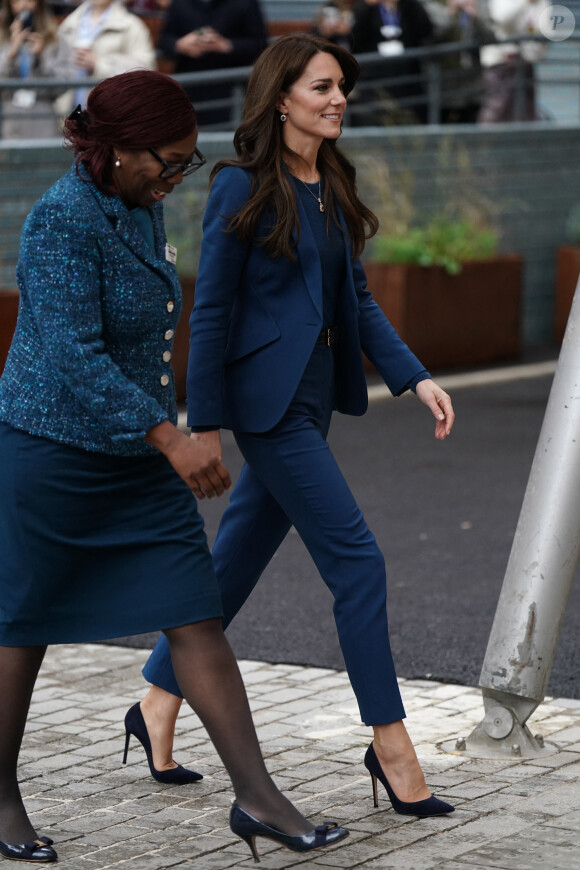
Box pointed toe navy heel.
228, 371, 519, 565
0, 836, 57, 863
364, 743, 454, 817
123, 702, 203, 785
229, 802, 349, 863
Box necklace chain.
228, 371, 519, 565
299, 178, 324, 213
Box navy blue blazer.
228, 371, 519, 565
0, 168, 181, 455
186, 166, 426, 433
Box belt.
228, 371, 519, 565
316, 327, 339, 348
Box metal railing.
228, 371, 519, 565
0, 34, 578, 136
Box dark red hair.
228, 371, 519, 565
64, 70, 197, 193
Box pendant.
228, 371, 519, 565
319, 201, 324, 213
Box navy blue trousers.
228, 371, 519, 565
143, 346, 406, 725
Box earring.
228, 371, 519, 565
114, 157, 121, 168
280, 114, 287, 122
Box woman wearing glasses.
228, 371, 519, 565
0, 69, 348, 864
139, 33, 455, 825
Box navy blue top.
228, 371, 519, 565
291, 176, 427, 393
292, 175, 345, 329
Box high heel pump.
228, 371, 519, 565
0, 836, 57, 863
364, 743, 454, 817
122, 702, 203, 784
229, 802, 349, 863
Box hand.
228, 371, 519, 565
8, 19, 28, 58
176, 28, 232, 58
74, 47, 96, 71
145, 422, 232, 499
319, 17, 351, 38
74, 47, 95, 71
26, 32, 46, 57
414, 379, 455, 440
197, 26, 233, 54
187, 430, 232, 498
176, 31, 207, 58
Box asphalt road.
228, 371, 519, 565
109, 368, 580, 700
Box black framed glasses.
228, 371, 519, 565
148, 146, 207, 179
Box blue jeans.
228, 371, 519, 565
143, 346, 405, 725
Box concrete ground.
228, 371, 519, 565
20, 642, 580, 869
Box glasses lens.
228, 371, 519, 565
159, 165, 179, 179
157, 149, 206, 179
181, 163, 203, 177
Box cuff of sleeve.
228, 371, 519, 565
402, 370, 431, 395
191, 425, 220, 433
112, 408, 169, 442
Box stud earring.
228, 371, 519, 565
280, 114, 287, 122
114, 157, 121, 168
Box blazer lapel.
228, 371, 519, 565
337, 207, 354, 292
89, 182, 178, 290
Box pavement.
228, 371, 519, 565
19, 356, 580, 869
22, 642, 580, 869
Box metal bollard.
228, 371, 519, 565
443, 278, 580, 758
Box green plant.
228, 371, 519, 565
356, 139, 504, 274
371, 217, 499, 275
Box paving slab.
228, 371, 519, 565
8, 644, 579, 868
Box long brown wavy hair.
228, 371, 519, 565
211, 33, 379, 261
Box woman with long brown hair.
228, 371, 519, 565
140, 32, 455, 828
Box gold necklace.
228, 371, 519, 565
299, 178, 324, 213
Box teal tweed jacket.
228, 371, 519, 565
0, 167, 182, 455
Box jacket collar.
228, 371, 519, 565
73, 167, 177, 287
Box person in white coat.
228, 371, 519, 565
57, 0, 156, 112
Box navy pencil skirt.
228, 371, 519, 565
0, 423, 223, 645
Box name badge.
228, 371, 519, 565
165, 243, 177, 266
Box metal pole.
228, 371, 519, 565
443, 278, 580, 759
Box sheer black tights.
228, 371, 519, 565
0, 623, 312, 846
0, 645, 46, 844
164, 620, 313, 836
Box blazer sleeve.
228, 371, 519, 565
186, 167, 253, 428
352, 257, 428, 395
18, 199, 168, 441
